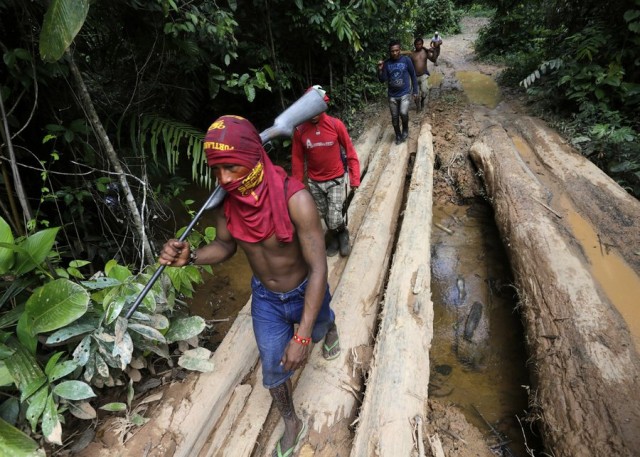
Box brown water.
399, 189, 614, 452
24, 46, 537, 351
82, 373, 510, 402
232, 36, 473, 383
510, 131, 640, 353
431, 201, 534, 456
456, 71, 502, 108
557, 195, 640, 352
427, 71, 535, 455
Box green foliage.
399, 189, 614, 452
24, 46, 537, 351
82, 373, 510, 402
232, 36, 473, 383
0, 216, 213, 446
464, 3, 495, 18
479, 0, 640, 197
0, 417, 46, 457
520, 59, 563, 89
132, 115, 210, 189
39, 0, 90, 62
413, 0, 462, 38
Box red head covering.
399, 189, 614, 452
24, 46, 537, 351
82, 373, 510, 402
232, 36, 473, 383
204, 115, 303, 243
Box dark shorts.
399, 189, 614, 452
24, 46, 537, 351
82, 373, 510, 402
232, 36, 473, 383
251, 276, 335, 389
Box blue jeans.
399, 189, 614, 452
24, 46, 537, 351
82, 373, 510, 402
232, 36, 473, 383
251, 276, 335, 388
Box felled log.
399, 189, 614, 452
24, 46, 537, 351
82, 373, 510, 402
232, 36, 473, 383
260, 134, 413, 456
350, 122, 434, 456
469, 120, 640, 457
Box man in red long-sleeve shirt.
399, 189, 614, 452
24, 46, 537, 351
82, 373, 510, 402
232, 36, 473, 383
291, 96, 360, 257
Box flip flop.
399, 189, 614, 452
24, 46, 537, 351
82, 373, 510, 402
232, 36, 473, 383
323, 337, 341, 360
273, 420, 307, 457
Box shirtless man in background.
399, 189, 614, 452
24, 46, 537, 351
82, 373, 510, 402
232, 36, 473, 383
405, 38, 431, 111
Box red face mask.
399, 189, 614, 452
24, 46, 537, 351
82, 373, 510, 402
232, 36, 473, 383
204, 116, 303, 243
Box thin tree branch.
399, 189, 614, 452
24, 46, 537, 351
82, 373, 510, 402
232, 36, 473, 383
0, 91, 33, 234
66, 49, 155, 265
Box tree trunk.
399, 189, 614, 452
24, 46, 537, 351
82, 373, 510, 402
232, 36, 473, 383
469, 117, 640, 457
262, 137, 411, 456
350, 123, 434, 456
66, 50, 154, 265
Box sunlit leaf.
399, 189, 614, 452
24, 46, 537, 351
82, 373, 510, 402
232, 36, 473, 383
23, 279, 89, 335
99, 402, 127, 412
39, 0, 90, 62
25, 387, 48, 432
0, 217, 15, 275
0, 417, 46, 456
48, 360, 78, 382
52, 380, 96, 400
164, 316, 206, 343
41, 393, 62, 444
178, 347, 214, 372
13, 227, 60, 275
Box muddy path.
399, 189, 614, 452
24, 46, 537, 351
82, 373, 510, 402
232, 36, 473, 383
74, 17, 640, 457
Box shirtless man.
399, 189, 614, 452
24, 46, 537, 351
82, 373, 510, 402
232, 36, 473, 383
159, 115, 340, 457
406, 38, 431, 111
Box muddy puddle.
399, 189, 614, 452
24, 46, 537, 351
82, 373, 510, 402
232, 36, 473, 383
431, 200, 536, 456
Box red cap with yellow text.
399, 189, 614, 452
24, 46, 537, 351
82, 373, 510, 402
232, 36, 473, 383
204, 115, 264, 169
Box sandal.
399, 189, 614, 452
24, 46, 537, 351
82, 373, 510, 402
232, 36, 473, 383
272, 420, 307, 457
322, 337, 341, 360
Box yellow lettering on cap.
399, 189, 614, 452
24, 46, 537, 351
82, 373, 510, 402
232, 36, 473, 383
208, 119, 226, 130
204, 142, 235, 151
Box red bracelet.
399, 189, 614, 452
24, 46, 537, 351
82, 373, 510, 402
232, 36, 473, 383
293, 334, 311, 346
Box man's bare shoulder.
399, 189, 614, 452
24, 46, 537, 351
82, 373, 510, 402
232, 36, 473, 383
288, 188, 317, 214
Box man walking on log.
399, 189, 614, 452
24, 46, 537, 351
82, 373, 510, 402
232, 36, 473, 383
404, 38, 431, 111
377, 39, 419, 145
158, 115, 341, 457
291, 86, 360, 257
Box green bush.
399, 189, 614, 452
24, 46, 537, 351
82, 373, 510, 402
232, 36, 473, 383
0, 216, 213, 452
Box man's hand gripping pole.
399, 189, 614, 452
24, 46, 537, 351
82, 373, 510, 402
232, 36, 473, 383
124, 87, 328, 319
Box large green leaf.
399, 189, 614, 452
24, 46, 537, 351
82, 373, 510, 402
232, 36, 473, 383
12, 227, 60, 275
23, 279, 89, 335
0, 417, 46, 457
25, 387, 48, 433
0, 362, 13, 386
52, 380, 96, 400
164, 316, 206, 343
3, 339, 45, 392
0, 217, 15, 275
47, 360, 78, 382
39, 0, 90, 62
41, 393, 61, 445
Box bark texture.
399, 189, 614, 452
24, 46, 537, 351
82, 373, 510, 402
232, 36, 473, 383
350, 122, 434, 456
469, 119, 640, 457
